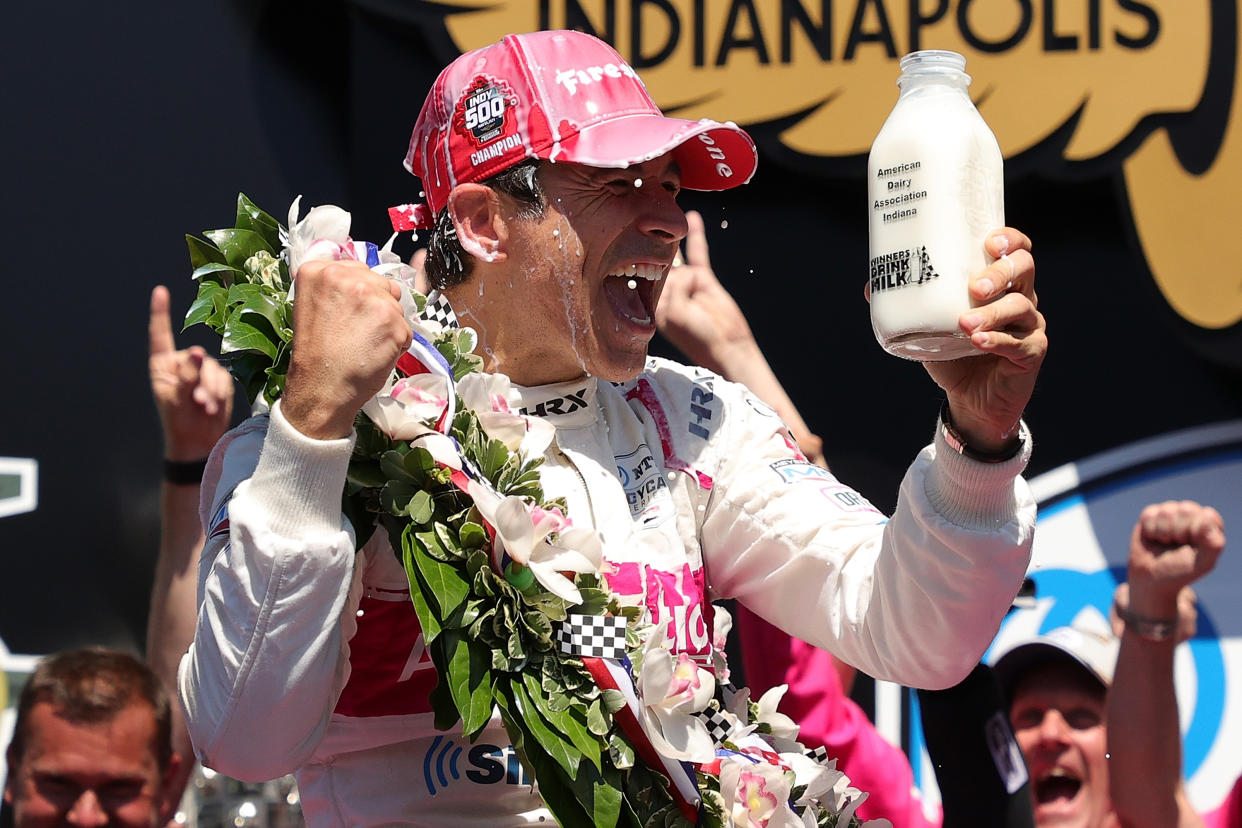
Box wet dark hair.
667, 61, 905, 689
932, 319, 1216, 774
6, 647, 173, 773
424, 159, 547, 290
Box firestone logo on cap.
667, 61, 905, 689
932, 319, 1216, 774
553, 62, 640, 96
453, 76, 524, 168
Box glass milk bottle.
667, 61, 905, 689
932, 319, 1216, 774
867, 50, 1004, 361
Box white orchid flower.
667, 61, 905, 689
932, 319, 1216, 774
754, 685, 801, 744
466, 481, 602, 603
362, 372, 454, 442
636, 632, 717, 763
718, 757, 803, 828
284, 199, 432, 337
457, 372, 555, 457
284, 196, 356, 279
819, 763, 871, 826
782, 751, 836, 806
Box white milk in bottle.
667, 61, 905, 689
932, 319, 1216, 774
867, 50, 1004, 360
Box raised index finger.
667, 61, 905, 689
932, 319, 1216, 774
149, 285, 176, 356
683, 210, 711, 270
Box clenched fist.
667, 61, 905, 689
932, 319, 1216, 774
282, 260, 412, 439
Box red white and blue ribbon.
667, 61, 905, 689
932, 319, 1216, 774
580, 655, 702, 822
395, 330, 457, 436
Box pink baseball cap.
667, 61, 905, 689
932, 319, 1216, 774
390, 29, 757, 230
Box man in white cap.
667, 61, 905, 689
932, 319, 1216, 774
994, 623, 1120, 828
180, 29, 1047, 825
994, 500, 1224, 828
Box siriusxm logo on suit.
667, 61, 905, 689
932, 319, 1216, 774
423, 735, 530, 795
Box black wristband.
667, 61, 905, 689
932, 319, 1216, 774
939, 402, 1022, 463
163, 457, 209, 485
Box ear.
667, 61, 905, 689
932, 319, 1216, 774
447, 184, 508, 264
157, 752, 184, 821
4, 745, 16, 805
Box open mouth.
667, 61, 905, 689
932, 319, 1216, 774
1034, 768, 1082, 807
603, 263, 664, 328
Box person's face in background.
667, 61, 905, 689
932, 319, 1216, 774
1009, 661, 1116, 828
4, 701, 170, 828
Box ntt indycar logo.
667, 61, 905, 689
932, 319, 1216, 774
423, 735, 531, 795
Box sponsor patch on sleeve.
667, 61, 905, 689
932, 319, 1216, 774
769, 459, 837, 485
768, 460, 881, 514
817, 484, 881, 514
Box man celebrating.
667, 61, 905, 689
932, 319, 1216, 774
180, 30, 1047, 825
993, 500, 1224, 828
4, 648, 180, 828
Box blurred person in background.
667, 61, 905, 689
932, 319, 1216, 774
3, 648, 181, 828
993, 500, 1224, 828
145, 285, 234, 822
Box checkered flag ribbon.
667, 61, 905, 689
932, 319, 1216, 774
694, 707, 734, 747
558, 614, 627, 659
422, 290, 459, 329
805, 745, 830, 764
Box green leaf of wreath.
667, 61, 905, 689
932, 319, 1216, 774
443, 629, 495, 735
186, 234, 226, 271
494, 687, 591, 826
190, 262, 243, 286
235, 193, 283, 250
401, 538, 442, 644
458, 521, 488, 550
590, 764, 625, 828
521, 672, 601, 771
512, 677, 581, 778
410, 530, 469, 620
601, 689, 628, 715
184, 281, 228, 331
232, 288, 285, 340
407, 489, 434, 524
346, 458, 388, 489
380, 450, 416, 483
480, 437, 509, 482
221, 315, 279, 360
205, 228, 275, 267
587, 696, 610, 736
381, 481, 417, 516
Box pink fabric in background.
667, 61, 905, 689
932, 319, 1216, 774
1203, 775, 1242, 828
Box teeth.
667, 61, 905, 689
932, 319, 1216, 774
610, 263, 664, 281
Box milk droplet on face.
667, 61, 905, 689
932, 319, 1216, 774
634, 178, 643, 188
627, 278, 637, 290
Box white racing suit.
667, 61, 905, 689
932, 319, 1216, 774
179, 357, 1036, 826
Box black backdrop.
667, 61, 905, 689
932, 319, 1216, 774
2, 0, 1239, 658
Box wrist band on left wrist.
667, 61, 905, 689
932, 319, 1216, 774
163, 457, 209, 485
1114, 600, 1177, 642
939, 402, 1022, 463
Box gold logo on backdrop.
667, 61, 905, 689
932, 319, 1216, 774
438, 1, 1237, 330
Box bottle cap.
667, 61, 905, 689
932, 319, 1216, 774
899, 50, 967, 73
